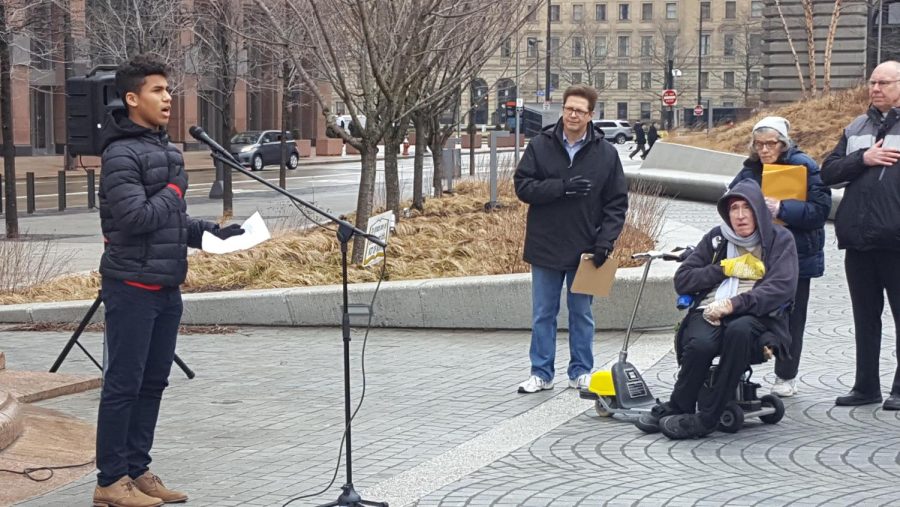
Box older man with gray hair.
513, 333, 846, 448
822, 60, 900, 411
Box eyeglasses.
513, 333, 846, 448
563, 106, 591, 118
753, 140, 781, 151
867, 79, 900, 88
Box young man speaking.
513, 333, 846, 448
93, 54, 244, 507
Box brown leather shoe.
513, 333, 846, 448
93, 476, 163, 507
133, 471, 188, 504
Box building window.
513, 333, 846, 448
700, 34, 710, 56
594, 72, 606, 87
572, 37, 584, 57
725, 1, 736, 19
749, 71, 760, 89
665, 2, 677, 19
619, 3, 630, 21
618, 71, 629, 89
596, 3, 607, 21
573, 4, 584, 22
572, 72, 583, 84
500, 39, 512, 58
526, 6, 538, 22
617, 102, 628, 119
724, 71, 735, 89
749, 33, 762, 56
640, 36, 653, 57
665, 34, 677, 59
618, 35, 630, 57
700, 2, 711, 20
550, 37, 560, 57
640, 102, 651, 120
724, 34, 735, 57
723, 102, 735, 108
700, 72, 709, 89
550, 73, 560, 90
595, 36, 608, 59
641, 71, 652, 89
550, 4, 560, 21
596, 102, 606, 119
527, 37, 539, 57
751, 1, 763, 18
641, 3, 653, 21
334, 101, 347, 115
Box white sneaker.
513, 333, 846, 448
771, 377, 798, 397
517, 375, 553, 393
568, 373, 591, 390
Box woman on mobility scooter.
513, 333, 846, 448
636, 179, 799, 439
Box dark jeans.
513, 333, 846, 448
774, 277, 811, 380
844, 249, 900, 397
629, 143, 647, 159
671, 312, 767, 429
96, 277, 182, 487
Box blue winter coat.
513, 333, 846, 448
729, 146, 831, 279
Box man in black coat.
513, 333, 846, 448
822, 60, 900, 411
646, 123, 659, 152
629, 121, 647, 159
514, 85, 628, 394
93, 55, 245, 507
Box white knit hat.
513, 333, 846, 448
752, 116, 790, 139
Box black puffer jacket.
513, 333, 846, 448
514, 119, 628, 270
98, 111, 217, 287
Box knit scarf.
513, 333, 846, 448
714, 223, 762, 301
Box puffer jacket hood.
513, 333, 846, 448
100, 109, 165, 153
717, 179, 774, 256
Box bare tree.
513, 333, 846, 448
254, 0, 536, 262
775, 0, 847, 98
641, 24, 697, 116
823, 0, 844, 93
553, 25, 614, 90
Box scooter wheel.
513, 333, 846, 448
759, 394, 785, 424
718, 401, 744, 433
595, 396, 617, 417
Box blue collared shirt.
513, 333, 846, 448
563, 130, 588, 164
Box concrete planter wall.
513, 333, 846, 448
315, 138, 343, 156
496, 134, 524, 148
295, 139, 312, 158
462, 134, 482, 149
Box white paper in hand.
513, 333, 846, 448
201, 211, 271, 254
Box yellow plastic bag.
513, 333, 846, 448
720, 253, 766, 280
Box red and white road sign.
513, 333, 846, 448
662, 89, 678, 107
693, 105, 705, 116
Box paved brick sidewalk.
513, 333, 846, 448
3, 199, 898, 506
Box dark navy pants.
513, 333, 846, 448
96, 277, 182, 487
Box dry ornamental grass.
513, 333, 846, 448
668, 86, 869, 163
0, 177, 667, 305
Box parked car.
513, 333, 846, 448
592, 119, 634, 144
229, 130, 300, 171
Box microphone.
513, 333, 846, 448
189, 125, 233, 159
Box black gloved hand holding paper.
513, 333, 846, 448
213, 224, 245, 240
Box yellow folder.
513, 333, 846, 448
761, 164, 807, 202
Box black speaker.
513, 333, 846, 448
66, 66, 124, 157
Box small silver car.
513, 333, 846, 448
592, 120, 634, 144
229, 130, 300, 171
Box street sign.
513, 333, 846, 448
542, 101, 551, 111
516, 98, 524, 108
693, 105, 704, 117
662, 89, 678, 107
536, 90, 544, 97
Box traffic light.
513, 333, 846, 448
66, 66, 124, 156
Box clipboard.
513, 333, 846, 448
571, 254, 619, 297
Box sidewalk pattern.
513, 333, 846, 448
2, 200, 898, 506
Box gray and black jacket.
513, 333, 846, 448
822, 106, 900, 252
514, 119, 628, 271
98, 110, 218, 287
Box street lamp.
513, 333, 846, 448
528, 38, 542, 102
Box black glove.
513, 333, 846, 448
593, 246, 609, 268
169, 172, 188, 198
563, 175, 593, 198
212, 223, 245, 240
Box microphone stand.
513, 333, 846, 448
203, 145, 387, 507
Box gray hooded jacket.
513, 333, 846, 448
674, 179, 799, 356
